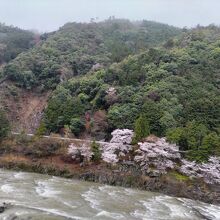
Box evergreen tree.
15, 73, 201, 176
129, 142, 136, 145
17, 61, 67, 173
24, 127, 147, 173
133, 114, 150, 143
91, 140, 102, 162
0, 110, 10, 141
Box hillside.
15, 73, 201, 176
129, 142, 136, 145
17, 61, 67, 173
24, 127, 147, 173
2, 19, 181, 90
0, 23, 36, 67
44, 25, 220, 161
1, 20, 219, 161
0, 19, 181, 132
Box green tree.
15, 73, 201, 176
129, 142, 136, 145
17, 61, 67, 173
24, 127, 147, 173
167, 121, 210, 161
91, 140, 102, 162
108, 104, 139, 129
35, 122, 47, 136
184, 121, 208, 151
70, 118, 84, 136
0, 110, 10, 141
201, 132, 220, 157
166, 127, 186, 150
142, 100, 163, 135
133, 114, 150, 143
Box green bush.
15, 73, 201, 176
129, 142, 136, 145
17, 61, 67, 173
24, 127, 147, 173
91, 140, 102, 162
70, 118, 84, 136
0, 110, 10, 141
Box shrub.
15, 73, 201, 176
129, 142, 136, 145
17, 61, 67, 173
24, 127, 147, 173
70, 118, 85, 136
91, 140, 102, 162
0, 110, 10, 141
28, 139, 62, 158
35, 122, 47, 136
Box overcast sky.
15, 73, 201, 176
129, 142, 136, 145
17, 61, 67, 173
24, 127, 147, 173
0, 0, 219, 32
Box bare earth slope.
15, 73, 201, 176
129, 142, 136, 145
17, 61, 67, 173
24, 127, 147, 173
0, 81, 50, 133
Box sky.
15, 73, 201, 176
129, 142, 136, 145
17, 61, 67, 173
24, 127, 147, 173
0, 0, 219, 32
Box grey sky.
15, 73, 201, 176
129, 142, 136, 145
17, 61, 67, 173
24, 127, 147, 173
0, 0, 219, 32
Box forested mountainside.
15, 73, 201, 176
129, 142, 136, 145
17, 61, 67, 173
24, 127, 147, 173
0, 20, 219, 162
44, 25, 220, 161
2, 19, 181, 90
0, 23, 36, 66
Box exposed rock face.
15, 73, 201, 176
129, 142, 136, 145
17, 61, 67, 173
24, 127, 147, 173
134, 138, 180, 175
0, 83, 50, 133
91, 63, 103, 71
105, 87, 118, 105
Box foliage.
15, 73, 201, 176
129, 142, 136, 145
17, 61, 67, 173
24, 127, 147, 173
107, 103, 139, 129
43, 26, 220, 162
3, 19, 181, 89
29, 139, 62, 158
2, 21, 220, 162
0, 23, 36, 64
167, 121, 220, 161
170, 171, 189, 182
35, 122, 47, 136
69, 118, 84, 136
133, 114, 150, 143
91, 140, 101, 162
0, 109, 10, 141
44, 86, 84, 132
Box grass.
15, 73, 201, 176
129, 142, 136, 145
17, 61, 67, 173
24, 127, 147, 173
169, 171, 190, 182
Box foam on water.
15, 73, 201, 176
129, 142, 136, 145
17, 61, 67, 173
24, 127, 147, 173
131, 195, 201, 220
82, 187, 101, 210
1, 184, 14, 193
96, 210, 124, 219
14, 172, 27, 179
179, 198, 220, 220
21, 205, 86, 220
0, 169, 219, 220
35, 180, 61, 198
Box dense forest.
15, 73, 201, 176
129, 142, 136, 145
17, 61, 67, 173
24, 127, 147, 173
44, 25, 220, 161
2, 19, 181, 90
0, 23, 36, 66
0, 19, 219, 162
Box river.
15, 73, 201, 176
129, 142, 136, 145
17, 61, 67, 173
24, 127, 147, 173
0, 169, 219, 220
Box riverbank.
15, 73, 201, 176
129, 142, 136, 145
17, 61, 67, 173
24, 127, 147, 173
0, 153, 219, 205
0, 133, 219, 205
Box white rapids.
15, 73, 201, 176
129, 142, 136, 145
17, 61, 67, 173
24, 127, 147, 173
0, 169, 219, 220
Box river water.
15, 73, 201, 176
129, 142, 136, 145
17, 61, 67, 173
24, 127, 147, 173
0, 169, 219, 220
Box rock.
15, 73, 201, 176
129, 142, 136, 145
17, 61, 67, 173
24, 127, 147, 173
91, 63, 103, 71
0, 206, 5, 213
0, 202, 11, 213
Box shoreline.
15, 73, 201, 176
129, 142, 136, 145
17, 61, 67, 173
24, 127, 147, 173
0, 154, 219, 205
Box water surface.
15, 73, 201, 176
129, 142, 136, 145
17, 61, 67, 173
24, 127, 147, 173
0, 169, 219, 220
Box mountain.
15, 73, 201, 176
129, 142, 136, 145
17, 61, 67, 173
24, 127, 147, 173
2, 19, 181, 90
43, 25, 220, 161
0, 23, 36, 67
0, 20, 219, 161
0, 19, 181, 133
